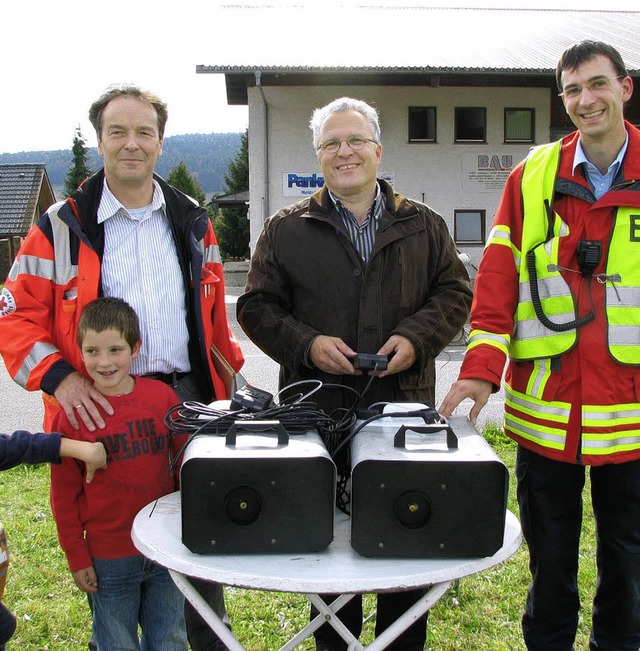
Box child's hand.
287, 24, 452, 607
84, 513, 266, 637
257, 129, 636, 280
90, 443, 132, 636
59, 439, 108, 482
85, 442, 107, 483
72, 566, 98, 593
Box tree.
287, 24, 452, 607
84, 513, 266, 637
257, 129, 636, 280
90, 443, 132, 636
215, 129, 249, 259
167, 161, 207, 207
63, 126, 93, 197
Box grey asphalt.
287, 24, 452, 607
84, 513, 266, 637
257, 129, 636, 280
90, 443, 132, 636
1, 285, 505, 435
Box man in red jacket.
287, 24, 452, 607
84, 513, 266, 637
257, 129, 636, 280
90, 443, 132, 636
0, 85, 243, 651
441, 41, 640, 651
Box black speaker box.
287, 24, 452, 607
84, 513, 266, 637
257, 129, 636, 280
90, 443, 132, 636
350, 411, 508, 558
181, 422, 336, 554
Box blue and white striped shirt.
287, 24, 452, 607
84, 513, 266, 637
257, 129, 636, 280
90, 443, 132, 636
97, 180, 190, 375
329, 183, 385, 263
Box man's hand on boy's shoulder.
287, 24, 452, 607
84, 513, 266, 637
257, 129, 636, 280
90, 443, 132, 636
55, 372, 114, 431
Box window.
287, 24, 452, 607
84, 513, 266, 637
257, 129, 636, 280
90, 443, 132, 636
504, 108, 535, 143
454, 210, 486, 244
408, 106, 436, 142
454, 107, 486, 143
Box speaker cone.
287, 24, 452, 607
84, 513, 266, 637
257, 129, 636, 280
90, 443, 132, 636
225, 486, 262, 525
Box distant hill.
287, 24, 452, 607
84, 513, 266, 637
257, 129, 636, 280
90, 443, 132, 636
0, 132, 242, 196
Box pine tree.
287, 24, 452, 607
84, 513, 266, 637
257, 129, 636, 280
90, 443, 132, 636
167, 161, 207, 207
215, 129, 250, 259
63, 127, 93, 197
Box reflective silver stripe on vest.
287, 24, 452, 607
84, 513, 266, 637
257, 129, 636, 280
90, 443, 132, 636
8, 207, 77, 286
514, 315, 576, 342
467, 331, 510, 349
11, 205, 71, 386
518, 275, 574, 305
14, 342, 60, 388
50, 209, 76, 284
583, 404, 640, 424
609, 325, 640, 348
486, 225, 511, 246
203, 243, 222, 265
582, 431, 640, 451
506, 384, 571, 421
527, 358, 551, 400
8, 254, 56, 283
581, 403, 640, 456
607, 285, 640, 305
487, 226, 520, 267
607, 286, 640, 348
504, 413, 566, 449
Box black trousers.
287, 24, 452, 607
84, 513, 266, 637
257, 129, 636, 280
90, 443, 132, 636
312, 589, 428, 650
516, 446, 640, 651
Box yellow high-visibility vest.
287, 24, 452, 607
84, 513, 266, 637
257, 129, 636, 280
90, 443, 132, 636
512, 141, 640, 365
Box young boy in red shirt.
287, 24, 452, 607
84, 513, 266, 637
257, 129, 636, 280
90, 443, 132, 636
50, 297, 188, 651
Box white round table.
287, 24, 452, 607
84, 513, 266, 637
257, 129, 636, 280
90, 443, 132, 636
133, 491, 521, 650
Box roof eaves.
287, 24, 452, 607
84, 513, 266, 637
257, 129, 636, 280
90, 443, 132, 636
197, 65, 559, 75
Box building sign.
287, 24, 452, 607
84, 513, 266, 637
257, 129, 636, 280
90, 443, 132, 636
283, 173, 325, 197
462, 153, 515, 193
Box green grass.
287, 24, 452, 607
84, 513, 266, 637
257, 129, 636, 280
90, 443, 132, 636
1, 426, 597, 650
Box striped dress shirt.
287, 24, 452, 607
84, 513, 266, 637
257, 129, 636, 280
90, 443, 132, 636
97, 180, 191, 375
329, 183, 385, 263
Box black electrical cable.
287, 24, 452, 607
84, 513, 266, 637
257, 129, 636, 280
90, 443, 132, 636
163, 369, 427, 514
526, 246, 595, 332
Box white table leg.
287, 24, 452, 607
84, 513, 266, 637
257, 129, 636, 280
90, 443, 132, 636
284, 593, 364, 651
169, 570, 246, 651
169, 570, 451, 651
364, 581, 452, 651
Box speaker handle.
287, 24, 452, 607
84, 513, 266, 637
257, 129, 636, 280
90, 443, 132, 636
225, 420, 289, 446
394, 424, 458, 450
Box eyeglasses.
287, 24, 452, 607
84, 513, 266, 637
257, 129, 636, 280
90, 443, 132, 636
559, 75, 625, 100
316, 135, 378, 154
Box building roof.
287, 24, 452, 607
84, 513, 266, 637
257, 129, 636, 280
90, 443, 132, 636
198, 7, 640, 103
0, 164, 55, 237
209, 189, 249, 212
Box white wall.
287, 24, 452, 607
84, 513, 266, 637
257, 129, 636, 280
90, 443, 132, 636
247, 84, 551, 271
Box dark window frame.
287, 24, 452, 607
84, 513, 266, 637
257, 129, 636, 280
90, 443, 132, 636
454, 209, 486, 245
408, 106, 437, 143
454, 107, 487, 143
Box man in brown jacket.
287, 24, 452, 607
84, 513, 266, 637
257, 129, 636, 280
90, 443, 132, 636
237, 96, 471, 650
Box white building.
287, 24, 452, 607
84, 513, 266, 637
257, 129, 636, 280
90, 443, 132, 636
199, 6, 640, 272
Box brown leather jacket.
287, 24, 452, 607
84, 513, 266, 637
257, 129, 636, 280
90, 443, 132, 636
237, 179, 472, 414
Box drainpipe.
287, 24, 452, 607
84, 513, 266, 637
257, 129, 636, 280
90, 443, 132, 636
255, 71, 269, 221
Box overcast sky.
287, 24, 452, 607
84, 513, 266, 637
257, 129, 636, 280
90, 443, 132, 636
1, 0, 638, 154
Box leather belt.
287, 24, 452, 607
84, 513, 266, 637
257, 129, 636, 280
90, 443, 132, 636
142, 371, 189, 385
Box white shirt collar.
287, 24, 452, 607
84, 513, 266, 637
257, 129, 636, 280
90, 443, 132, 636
97, 178, 166, 224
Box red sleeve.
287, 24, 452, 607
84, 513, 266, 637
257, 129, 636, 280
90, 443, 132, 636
49, 412, 92, 572
0, 224, 66, 392
458, 164, 525, 387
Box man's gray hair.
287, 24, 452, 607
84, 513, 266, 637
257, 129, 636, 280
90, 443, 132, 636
309, 97, 381, 149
